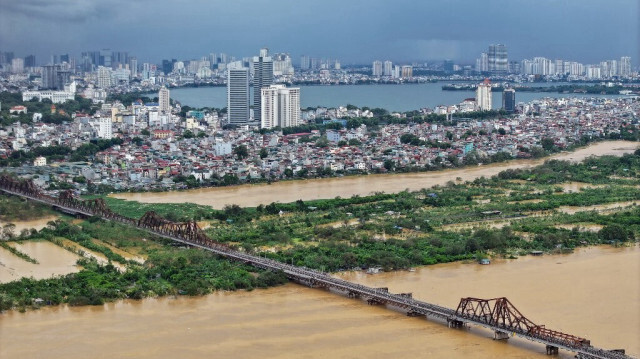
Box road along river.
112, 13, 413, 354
112, 141, 639, 209
1, 245, 637, 359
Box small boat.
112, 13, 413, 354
479, 259, 490, 265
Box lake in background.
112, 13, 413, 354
167, 82, 628, 112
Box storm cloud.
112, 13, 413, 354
0, 0, 637, 66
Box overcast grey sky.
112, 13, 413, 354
0, 0, 638, 65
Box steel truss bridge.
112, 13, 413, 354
0, 175, 633, 359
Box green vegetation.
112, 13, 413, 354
0, 92, 95, 126
0, 151, 638, 311
0, 251, 287, 311
0, 194, 53, 221
0, 138, 123, 167
0, 219, 287, 312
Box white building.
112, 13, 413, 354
476, 79, 492, 111
98, 117, 113, 139
97, 66, 112, 88
11, 58, 24, 74
214, 141, 232, 156
158, 86, 170, 114
227, 61, 250, 125
372, 61, 382, 77
22, 90, 74, 104
260, 84, 301, 129
619, 56, 631, 77
33, 156, 47, 167
383, 61, 393, 76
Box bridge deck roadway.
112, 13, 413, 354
0, 188, 634, 359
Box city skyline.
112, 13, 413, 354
1, 0, 638, 66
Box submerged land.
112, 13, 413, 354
0, 148, 639, 312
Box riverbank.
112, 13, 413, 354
1, 244, 637, 359
112, 140, 639, 209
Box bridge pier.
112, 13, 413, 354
494, 331, 509, 340
447, 319, 464, 328
367, 298, 385, 305
406, 310, 422, 317
347, 291, 360, 298
545, 345, 558, 355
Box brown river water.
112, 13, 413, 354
112, 141, 640, 209
1, 245, 638, 359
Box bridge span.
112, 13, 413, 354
0, 175, 634, 359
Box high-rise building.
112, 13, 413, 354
11, 58, 24, 74
300, 55, 310, 70
508, 61, 521, 74
252, 48, 273, 123
383, 61, 393, 76
619, 57, 631, 77
0, 52, 14, 66
128, 57, 138, 77
24, 55, 36, 68
97, 66, 112, 88
476, 79, 492, 111
488, 44, 508, 74
227, 61, 250, 125
41, 64, 68, 90
502, 88, 516, 113
401, 65, 413, 79
158, 86, 170, 114
372, 61, 383, 76
475, 52, 489, 73
392, 65, 400, 79
273, 53, 294, 76
260, 84, 301, 129
41, 65, 57, 89
610, 60, 619, 76
443, 60, 454, 74
100, 49, 112, 68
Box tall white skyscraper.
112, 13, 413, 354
158, 86, 170, 114
619, 57, 631, 77
372, 60, 383, 76
476, 79, 492, 111
383, 61, 393, 76
227, 61, 250, 125
260, 84, 301, 129
253, 48, 273, 123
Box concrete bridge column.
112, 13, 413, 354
545, 345, 558, 355
494, 331, 509, 340
447, 319, 464, 328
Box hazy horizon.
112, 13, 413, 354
0, 0, 638, 66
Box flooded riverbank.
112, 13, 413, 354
1, 245, 637, 359
0, 215, 58, 234
112, 141, 639, 209
0, 240, 81, 283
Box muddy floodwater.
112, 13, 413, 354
112, 141, 640, 209
1, 245, 637, 359
0, 215, 58, 234
0, 240, 81, 283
